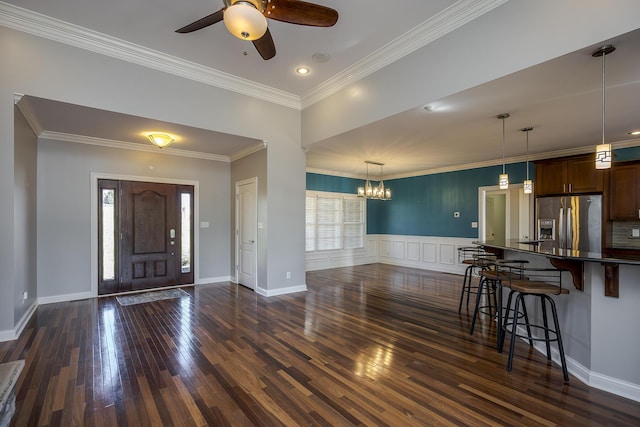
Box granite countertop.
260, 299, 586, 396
473, 239, 640, 266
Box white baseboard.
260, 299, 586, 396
256, 284, 307, 297
38, 291, 92, 305
196, 275, 232, 285
306, 235, 477, 276
0, 301, 37, 342
527, 337, 640, 402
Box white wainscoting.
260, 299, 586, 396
305, 247, 370, 271
305, 234, 478, 275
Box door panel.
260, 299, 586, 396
237, 180, 257, 289
121, 181, 178, 292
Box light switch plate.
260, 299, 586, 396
200, 221, 209, 228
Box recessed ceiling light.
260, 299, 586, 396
296, 66, 310, 75
629, 130, 640, 136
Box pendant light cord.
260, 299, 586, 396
502, 116, 506, 174
601, 50, 606, 145
526, 129, 529, 180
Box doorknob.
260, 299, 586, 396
249, 240, 255, 243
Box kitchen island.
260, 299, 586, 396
473, 239, 640, 297
472, 238, 640, 402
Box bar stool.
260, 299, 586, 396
469, 258, 531, 351
499, 266, 570, 382
457, 247, 494, 313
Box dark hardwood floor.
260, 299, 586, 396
2, 264, 639, 426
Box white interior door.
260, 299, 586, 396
236, 178, 257, 289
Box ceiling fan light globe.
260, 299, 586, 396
224, 3, 268, 41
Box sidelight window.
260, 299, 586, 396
181, 192, 191, 273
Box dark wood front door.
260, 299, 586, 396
121, 181, 177, 292
98, 179, 194, 295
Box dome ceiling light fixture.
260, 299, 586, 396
146, 132, 175, 148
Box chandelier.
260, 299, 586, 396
357, 161, 391, 200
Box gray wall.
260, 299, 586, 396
1, 25, 303, 334
13, 105, 38, 323
37, 139, 231, 299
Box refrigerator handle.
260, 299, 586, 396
566, 207, 572, 249
559, 207, 564, 248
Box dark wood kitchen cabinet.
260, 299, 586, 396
609, 162, 640, 220
535, 154, 604, 196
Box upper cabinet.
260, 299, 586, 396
535, 154, 604, 196
609, 162, 640, 220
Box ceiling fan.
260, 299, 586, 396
176, 0, 339, 60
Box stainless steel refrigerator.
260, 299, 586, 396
535, 195, 602, 253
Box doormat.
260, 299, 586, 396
116, 288, 190, 306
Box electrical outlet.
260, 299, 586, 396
286, 272, 291, 279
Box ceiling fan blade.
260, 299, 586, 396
264, 0, 338, 27
175, 9, 225, 33
253, 28, 276, 60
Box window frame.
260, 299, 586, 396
305, 190, 366, 253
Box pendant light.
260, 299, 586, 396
497, 113, 510, 189
522, 127, 533, 194
593, 44, 615, 169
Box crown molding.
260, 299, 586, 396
306, 168, 362, 180
229, 141, 267, 162
39, 131, 231, 162
14, 93, 44, 135
308, 141, 640, 181
0, 2, 301, 110
300, 0, 509, 108
1, 1, 506, 111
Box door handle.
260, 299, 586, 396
249, 240, 255, 243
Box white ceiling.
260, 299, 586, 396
4, 0, 640, 177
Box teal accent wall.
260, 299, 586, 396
613, 146, 640, 162
307, 163, 529, 238
306, 173, 362, 194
